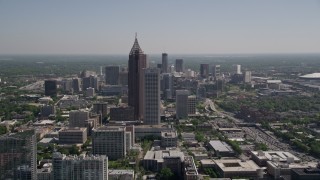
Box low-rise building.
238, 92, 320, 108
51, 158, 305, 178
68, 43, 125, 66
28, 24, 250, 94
37, 163, 52, 180
196, 123, 213, 131
214, 159, 261, 178
110, 106, 134, 121
267, 160, 318, 179
184, 156, 198, 180
142, 150, 184, 174
161, 131, 178, 148
192, 152, 208, 161
181, 132, 196, 142
40, 105, 56, 118
291, 168, 320, 180
250, 150, 300, 166
135, 125, 173, 140
38, 137, 56, 147
109, 169, 134, 180
200, 159, 216, 168
208, 140, 235, 157
33, 120, 55, 126
58, 127, 87, 144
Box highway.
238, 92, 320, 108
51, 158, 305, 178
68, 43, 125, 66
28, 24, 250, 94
204, 98, 318, 161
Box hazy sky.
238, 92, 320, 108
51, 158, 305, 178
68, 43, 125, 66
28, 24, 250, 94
0, 0, 320, 54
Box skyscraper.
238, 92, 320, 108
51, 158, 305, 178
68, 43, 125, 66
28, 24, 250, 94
119, 69, 128, 86
244, 71, 252, 83
128, 35, 148, 120
161, 53, 168, 73
93, 102, 108, 119
176, 90, 189, 119
161, 73, 173, 100
236, 64, 242, 74
212, 65, 221, 81
82, 75, 98, 91
105, 65, 120, 85
187, 95, 196, 115
72, 78, 80, 93
143, 68, 160, 125
45, 80, 57, 96
0, 130, 37, 180
175, 59, 184, 72
200, 64, 209, 78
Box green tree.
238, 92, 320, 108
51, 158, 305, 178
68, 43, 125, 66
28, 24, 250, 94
158, 167, 174, 180
255, 143, 269, 151
204, 168, 218, 178
195, 132, 205, 142
69, 145, 80, 155
0, 126, 7, 135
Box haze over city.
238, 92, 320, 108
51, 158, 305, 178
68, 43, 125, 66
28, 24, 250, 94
2, 1, 320, 180
1, 0, 320, 54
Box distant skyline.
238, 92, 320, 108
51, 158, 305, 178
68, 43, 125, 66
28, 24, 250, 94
0, 0, 320, 54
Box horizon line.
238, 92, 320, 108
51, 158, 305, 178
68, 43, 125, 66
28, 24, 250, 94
1, 52, 320, 56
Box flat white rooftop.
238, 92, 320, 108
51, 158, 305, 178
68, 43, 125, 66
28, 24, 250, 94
109, 169, 134, 175
209, 140, 234, 152
214, 159, 260, 172
251, 151, 300, 162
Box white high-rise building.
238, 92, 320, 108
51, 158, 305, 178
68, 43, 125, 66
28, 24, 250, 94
244, 71, 252, 83
92, 126, 126, 160
212, 65, 221, 80
176, 90, 189, 119
236, 64, 242, 74
143, 68, 160, 125
52, 152, 108, 180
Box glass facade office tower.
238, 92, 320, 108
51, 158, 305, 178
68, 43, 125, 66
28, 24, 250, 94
161, 53, 168, 73
143, 68, 160, 125
128, 36, 147, 120
105, 65, 120, 85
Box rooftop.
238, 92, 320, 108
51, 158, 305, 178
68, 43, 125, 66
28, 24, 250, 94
209, 140, 234, 153
214, 159, 260, 172
144, 150, 184, 162
161, 131, 177, 138
59, 127, 87, 132
93, 126, 125, 132
109, 169, 134, 175
251, 151, 300, 162
267, 161, 318, 169
300, 73, 320, 79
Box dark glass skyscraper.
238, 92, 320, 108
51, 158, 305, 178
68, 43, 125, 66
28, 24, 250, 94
128, 36, 147, 120
200, 64, 209, 78
161, 53, 168, 73
44, 80, 57, 96
105, 65, 120, 85
175, 59, 184, 72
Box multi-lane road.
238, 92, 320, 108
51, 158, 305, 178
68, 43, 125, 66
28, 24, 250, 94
204, 98, 318, 161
